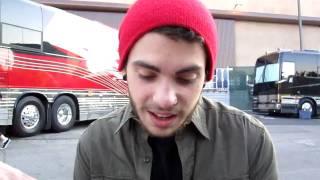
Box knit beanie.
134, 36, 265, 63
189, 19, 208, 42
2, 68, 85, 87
118, 0, 218, 81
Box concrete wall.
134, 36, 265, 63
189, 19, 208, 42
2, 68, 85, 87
72, 0, 320, 17
235, 21, 320, 66
207, 0, 320, 17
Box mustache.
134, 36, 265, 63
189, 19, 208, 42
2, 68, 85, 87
147, 106, 179, 113
129, 98, 179, 115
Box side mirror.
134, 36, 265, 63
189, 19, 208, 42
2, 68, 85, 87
246, 75, 254, 87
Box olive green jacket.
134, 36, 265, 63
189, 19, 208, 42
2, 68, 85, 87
74, 97, 278, 180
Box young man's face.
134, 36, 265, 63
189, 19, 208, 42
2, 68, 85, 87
126, 32, 206, 137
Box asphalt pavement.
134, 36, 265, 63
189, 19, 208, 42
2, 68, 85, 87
1, 114, 320, 180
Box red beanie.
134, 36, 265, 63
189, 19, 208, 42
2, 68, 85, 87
118, 0, 218, 81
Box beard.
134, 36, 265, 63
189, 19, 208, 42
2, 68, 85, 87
127, 90, 201, 137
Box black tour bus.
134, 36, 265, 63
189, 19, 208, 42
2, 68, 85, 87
252, 50, 320, 117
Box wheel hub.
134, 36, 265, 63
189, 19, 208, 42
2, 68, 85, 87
21, 105, 40, 129
302, 102, 312, 112
57, 103, 72, 125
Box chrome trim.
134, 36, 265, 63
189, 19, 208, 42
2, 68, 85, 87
0, 88, 129, 125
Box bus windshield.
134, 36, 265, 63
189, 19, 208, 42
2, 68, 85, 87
254, 53, 280, 84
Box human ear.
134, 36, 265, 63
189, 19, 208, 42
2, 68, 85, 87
123, 74, 127, 81
121, 68, 127, 81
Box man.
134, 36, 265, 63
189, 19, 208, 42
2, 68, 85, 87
0, 132, 10, 149
74, 0, 278, 179
0, 126, 10, 149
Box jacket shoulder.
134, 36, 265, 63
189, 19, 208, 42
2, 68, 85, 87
79, 106, 127, 145
201, 97, 267, 138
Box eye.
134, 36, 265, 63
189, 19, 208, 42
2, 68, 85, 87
137, 70, 156, 81
139, 74, 156, 81
176, 73, 198, 85
177, 78, 193, 85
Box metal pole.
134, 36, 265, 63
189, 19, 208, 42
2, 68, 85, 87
298, 0, 303, 51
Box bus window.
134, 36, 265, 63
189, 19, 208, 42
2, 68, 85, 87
254, 53, 280, 84
255, 66, 264, 84
282, 53, 318, 78
2, 24, 41, 50
1, 0, 42, 31
264, 63, 279, 82
1, 0, 42, 51
281, 61, 295, 79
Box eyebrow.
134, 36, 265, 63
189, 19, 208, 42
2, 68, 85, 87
132, 60, 160, 72
132, 60, 202, 74
176, 65, 202, 75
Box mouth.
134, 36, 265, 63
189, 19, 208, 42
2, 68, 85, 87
148, 111, 177, 128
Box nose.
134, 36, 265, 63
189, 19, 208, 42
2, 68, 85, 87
153, 81, 178, 110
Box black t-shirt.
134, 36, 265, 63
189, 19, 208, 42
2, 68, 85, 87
148, 136, 182, 180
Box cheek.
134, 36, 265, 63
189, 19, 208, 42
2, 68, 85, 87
176, 85, 203, 105
179, 80, 204, 95
127, 78, 152, 103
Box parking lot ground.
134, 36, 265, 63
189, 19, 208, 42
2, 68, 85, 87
0, 121, 91, 180
1, 115, 320, 180
252, 113, 320, 180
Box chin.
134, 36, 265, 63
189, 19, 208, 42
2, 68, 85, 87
149, 132, 175, 138
146, 128, 177, 138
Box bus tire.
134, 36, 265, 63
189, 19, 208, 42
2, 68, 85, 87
12, 96, 46, 137
51, 96, 76, 132
299, 99, 315, 117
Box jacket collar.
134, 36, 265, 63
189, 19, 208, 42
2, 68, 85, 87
189, 97, 210, 139
115, 97, 210, 140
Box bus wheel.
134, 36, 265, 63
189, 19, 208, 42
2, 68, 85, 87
51, 96, 76, 132
299, 99, 315, 117
13, 96, 45, 137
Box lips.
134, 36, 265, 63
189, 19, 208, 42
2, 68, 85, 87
149, 111, 177, 128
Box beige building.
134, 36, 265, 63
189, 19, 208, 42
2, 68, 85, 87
34, 0, 320, 68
